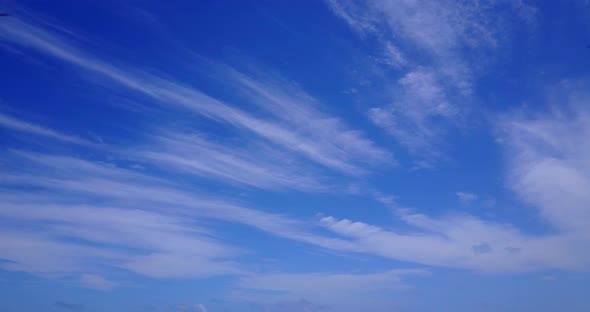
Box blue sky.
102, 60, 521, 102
1, 0, 590, 311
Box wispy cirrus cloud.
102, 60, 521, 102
0, 148, 245, 279
0, 17, 391, 176
141, 132, 327, 192
319, 214, 544, 272
0, 112, 94, 146
223, 68, 394, 173
315, 86, 590, 272
4, 7, 590, 305
367, 68, 455, 165
0, 146, 359, 280
0, 200, 243, 278
3, 92, 590, 280
79, 274, 115, 290
0, 15, 393, 201
456, 191, 478, 206
327, 0, 536, 167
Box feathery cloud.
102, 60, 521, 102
456, 192, 478, 205
0, 112, 94, 146
328, 0, 536, 166
0, 17, 390, 175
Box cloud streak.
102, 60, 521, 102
141, 132, 326, 192
0, 112, 94, 146
3, 8, 590, 307
0, 17, 390, 175
328, 0, 536, 166
0, 146, 359, 279
456, 191, 478, 205
316, 88, 590, 272
2, 87, 590, 281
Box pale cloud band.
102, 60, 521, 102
0, 4, 589, 311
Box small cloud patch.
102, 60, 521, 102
456, 191, 478, 205
80, 274, 115, 290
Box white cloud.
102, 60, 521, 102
223, 68, 395, 173
368, 0, 501, 56
383, 42, 407, 68
0, 17, 391, 175
328, 0, 534, 69
500, 88, 590, 234
319, 214, 564, 272
0, 200, 243, 278
325, 0, 377, 36
0, 112, 94, 146
368, 69, 455, 165
142, 132, 326, 192
4, 6, 589, 294
313, 87, 590, 272
80, 274, 114, 290
0, 100, 588, 304
328, 0, 536, 166
0, 151, 243, 278
5, 95, 590, 278
0, 149, 359, 278
456, 191, 478, 205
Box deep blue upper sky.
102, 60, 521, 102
1, 1, 590, 311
